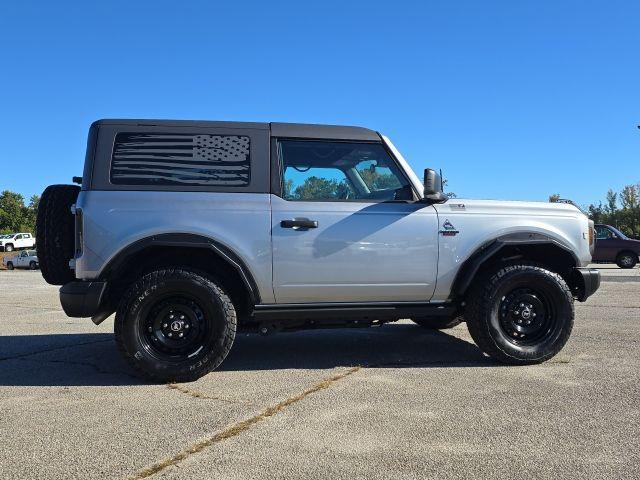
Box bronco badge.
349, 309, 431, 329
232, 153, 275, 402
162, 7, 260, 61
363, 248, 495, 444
440, 219, 460, 236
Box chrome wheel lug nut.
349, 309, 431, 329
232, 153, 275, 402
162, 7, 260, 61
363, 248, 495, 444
168, 332, 173, 337
178, 332, 184, 338
163, 323, 168, 328
185, 324, 190, 329
180, 315, 185, 320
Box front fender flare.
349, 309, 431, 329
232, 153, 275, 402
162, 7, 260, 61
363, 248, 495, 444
452, 232, 580, 298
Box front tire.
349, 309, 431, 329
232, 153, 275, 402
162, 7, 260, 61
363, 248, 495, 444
5, 244, 13, 252
616, 252, 638, 269
465, 264, 573, 365
115, 269, 237, 382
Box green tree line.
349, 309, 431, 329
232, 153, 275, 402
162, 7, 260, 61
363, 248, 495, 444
549, 182, 640, 239
0, 190, 40, 234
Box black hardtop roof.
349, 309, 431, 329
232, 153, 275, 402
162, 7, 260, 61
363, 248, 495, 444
91, 119, 380, 141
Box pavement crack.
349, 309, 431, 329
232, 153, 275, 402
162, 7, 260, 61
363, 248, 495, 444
0, 339, 112, 362
166, 383, 254, 405
129, 366, 361, 480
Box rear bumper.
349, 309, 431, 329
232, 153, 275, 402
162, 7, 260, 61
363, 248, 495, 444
571, 268, 600, 302
59, 281, 108, 318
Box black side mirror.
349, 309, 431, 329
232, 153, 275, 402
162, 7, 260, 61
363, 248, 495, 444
423, 168, 447, 204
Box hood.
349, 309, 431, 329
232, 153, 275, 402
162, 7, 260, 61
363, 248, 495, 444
436, 198, 584, 218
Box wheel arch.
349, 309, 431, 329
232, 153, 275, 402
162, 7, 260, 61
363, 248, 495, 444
452, 232, 581, 300
98, 233, 261, 322
617, 249, 639, 260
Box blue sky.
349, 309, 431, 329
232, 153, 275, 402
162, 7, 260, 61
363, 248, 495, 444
0, 1, 637, 206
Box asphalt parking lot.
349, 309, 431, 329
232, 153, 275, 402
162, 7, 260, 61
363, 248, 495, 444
1, 266, 639, 480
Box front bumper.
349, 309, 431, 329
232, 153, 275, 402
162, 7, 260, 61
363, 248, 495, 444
59, 281, 108, 318
571, 268, 600, 302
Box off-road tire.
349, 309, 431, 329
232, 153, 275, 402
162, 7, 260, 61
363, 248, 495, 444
115, 269, 237, 382
411, 315, 463, 329
6, 262, 14, 270
36, 184, 80, 285
616, 251, 638, 269
5, 244, 14, 252
465, 264, 574, 365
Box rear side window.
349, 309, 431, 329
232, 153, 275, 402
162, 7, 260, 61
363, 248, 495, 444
110, 133, 250, 186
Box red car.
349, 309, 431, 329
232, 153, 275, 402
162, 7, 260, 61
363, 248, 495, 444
593, 224, 640, 268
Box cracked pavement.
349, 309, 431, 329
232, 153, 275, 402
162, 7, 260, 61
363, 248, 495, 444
0, 266, 639, 479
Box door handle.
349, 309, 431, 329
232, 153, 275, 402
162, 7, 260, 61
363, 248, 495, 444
280, 218, 318, 230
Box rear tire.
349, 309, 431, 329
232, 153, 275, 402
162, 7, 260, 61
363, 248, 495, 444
36, 185, 80, 285
411, 315, 462, 329
115, 269, 237, 382
616, 251, 637, 269
5, 244, 13, 252
465, 264, 574, 365
29, 261, 37, 270
6, 262, 14, 270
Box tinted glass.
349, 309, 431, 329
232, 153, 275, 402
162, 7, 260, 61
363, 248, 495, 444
595, 226, 612, 240
279, 140, 412, 202
111, 133, 250, 186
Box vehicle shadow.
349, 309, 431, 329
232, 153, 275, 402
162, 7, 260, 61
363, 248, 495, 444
0, 324, 497, 387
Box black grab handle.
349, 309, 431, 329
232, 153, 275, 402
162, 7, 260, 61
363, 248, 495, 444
280, 218, 318, 229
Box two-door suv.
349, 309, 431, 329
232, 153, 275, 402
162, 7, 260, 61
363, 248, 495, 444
37, 119, 600, 381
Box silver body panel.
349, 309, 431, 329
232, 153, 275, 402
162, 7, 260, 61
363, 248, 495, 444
75, 190, 275, 303
271, 195, 439, 303
432, 199, 592, 301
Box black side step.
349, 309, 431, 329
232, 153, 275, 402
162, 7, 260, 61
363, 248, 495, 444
251, 302, 456, 334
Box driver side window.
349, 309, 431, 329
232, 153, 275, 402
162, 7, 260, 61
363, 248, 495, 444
595, 226, 612, 240
279, 140, 412, 202
283, 166, 354, 201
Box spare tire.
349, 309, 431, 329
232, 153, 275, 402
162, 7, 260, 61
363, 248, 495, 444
37, 185, 80, 285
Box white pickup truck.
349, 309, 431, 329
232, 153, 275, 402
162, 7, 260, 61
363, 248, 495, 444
3, 250, 39, 270
0, 232, 36, 252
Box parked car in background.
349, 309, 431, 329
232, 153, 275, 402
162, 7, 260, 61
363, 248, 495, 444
593, 224, 640, 268
2, 250, 39, 270
0, 232, 36, 252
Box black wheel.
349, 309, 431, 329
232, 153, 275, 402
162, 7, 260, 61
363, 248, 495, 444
616, 251, 637, 269
411, 315, 462, 329
6, 262, 14, 270
5, 244, 13, 252
115, 269, 237, 382
465, 264, 574, 364
36, 184, 80, 285
29, 261, 37, 270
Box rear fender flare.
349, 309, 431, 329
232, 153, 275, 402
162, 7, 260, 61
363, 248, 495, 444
100, 233, 261, 304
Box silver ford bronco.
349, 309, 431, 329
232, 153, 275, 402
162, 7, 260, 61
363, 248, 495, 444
37, 119, 600, 381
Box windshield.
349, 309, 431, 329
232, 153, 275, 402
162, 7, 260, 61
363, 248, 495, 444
608, 226, 629, 240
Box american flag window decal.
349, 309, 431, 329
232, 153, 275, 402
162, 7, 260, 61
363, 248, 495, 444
110, 133, 251, 186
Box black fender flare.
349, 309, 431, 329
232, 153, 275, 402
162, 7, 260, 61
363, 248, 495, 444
100, 233, 261, 304
452, 232, 580, 299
